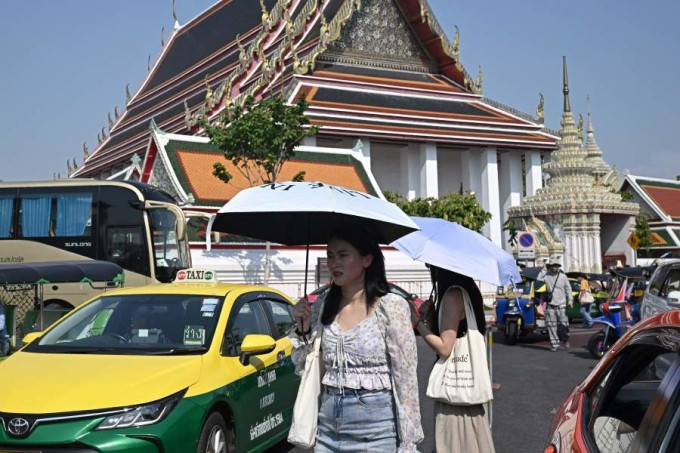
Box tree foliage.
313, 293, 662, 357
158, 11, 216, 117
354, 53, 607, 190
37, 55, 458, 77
635, 212, 653, 254
384, 190, 491, 233
502, 218, 519, 247
202, 95, 318, 186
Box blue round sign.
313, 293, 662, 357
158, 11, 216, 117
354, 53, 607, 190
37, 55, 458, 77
519, 232, 534, 248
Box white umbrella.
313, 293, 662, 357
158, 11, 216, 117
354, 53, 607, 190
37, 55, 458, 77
391, 217, 521, 286
211, 181, 419, 292
212, 181, 418, 245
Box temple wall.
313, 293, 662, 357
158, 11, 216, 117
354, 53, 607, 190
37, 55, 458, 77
600, 215, 636, 267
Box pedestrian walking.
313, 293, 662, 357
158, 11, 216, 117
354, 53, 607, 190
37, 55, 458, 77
412, 266, 495, 453
578, 274, 595, 328
290, 226, 423, 452
538, 260, 573, 351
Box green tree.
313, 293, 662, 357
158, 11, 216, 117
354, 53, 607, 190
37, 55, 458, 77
502, 218, 519, 247
384, 190, 491, 232
202, 95, 318, 185
201, 95, 318, 283
635, 212, 653, 257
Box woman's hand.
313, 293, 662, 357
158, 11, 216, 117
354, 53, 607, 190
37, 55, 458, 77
293, 296, 311, 333
408, 301, 420, 327
419, 299, 435, 322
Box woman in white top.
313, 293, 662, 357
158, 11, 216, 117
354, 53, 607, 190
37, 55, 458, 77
291, 226, 423, 452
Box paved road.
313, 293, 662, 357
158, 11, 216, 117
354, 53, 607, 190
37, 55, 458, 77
272, 322, 601, 452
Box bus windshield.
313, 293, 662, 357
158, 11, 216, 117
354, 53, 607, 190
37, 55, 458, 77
149, 208, 191, 282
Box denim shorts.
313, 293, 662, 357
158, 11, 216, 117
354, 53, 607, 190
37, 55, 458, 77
315, 387, 397, 452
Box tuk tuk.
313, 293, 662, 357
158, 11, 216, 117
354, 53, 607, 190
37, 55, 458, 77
0, 260, 125, 353
494, 267, 547, 345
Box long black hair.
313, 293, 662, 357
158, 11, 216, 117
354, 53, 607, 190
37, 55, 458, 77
430, 266, 486, 336
321, 226, 389, 325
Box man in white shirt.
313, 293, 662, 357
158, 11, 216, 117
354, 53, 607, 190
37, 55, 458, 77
538, 260, 573, 351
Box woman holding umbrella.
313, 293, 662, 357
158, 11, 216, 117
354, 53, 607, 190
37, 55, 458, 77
412, 266, 495, 453
291, 226, 423, 452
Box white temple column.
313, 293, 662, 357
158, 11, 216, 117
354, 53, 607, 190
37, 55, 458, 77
480, 147, 501, 244
419, 142, 438, 198
400, 144, 419, 200
461, 148, 481, 196
525, 150, 543, 197
359, 137, 372, 173
499, 151, 523, 248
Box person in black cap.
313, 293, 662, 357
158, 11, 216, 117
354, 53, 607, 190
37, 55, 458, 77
537, 260, 572, 351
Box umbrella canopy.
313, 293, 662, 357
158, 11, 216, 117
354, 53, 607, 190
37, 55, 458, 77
211, 181, 418, 245
391, 217, 521, 286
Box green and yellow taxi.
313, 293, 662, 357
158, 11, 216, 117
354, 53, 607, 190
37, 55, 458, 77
0, 269, 299, 452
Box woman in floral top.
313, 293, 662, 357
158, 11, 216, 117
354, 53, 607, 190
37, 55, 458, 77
291, 226, 423, 452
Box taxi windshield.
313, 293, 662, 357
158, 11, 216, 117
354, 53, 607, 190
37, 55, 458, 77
26, 294, 223, 355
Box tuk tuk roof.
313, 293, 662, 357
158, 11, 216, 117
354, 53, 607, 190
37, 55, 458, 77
0, 261, 125, 285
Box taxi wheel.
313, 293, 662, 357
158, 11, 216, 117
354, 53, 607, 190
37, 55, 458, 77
198, 412, 234, 453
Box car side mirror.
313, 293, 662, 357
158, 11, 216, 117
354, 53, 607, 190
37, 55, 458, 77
666, 290, 680, 305
22, 331, 42, 345
240, 334, 276, 365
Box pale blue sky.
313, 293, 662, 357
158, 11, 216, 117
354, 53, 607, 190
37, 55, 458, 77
1, 1, 678, 182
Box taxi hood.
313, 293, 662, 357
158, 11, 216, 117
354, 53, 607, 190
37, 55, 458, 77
0, 352, 203, 414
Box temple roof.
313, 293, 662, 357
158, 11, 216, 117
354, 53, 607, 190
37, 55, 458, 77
621, 174, 680, 223
141, 124, 378, 208
74, 0, 556, 178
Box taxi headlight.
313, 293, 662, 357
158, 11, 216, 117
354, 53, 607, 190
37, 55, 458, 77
96, 390, 186, 430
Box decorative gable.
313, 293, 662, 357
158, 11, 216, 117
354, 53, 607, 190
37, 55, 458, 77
326, 0, 433, 71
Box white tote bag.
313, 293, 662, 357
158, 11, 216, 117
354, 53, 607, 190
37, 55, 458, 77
287, 302, 325, 449
426, 287, 493, 405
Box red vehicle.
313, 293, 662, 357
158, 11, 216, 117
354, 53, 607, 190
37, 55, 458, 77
545, 309, 680, 453
307, 282, 425, 314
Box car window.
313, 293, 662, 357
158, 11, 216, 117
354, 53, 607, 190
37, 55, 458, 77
660, 268, 680, 298
648, 266, 671, 296
587, 344, 678, 453
261, 299, 295, 339
223, 301, 270, 356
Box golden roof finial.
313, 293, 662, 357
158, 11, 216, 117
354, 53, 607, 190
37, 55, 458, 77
452, 25, 460, 52
536, 93, 545, 124
172, 0, 178, 22
259, 0, 270, 26
72, 157, 78, 170
108, 112, 114, 130
161, 25, 165, 47
125, 83, 132, 103
83, 142, 90, 161
475, 65, 483, 94
67, 159, 73, 176
236, 34, 248, 67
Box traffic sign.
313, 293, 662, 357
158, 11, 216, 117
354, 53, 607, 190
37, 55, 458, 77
627, 233, 640, 250
517, 231, 536, 259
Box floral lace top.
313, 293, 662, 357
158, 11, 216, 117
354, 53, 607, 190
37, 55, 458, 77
321, 312, 391, 390
290, 292, 423, 452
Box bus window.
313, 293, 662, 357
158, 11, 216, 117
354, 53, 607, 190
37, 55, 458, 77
107, 227, 147, 275
55, 193, 92, 237
20, 193, 52, 237
0, 195, 14, 238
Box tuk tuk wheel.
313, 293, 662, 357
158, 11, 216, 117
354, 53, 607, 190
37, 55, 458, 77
506, 321, 519, 345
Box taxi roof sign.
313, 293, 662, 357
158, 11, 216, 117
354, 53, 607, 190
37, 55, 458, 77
173, 268, 217, 283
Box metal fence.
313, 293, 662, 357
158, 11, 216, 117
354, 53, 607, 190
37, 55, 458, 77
0, 284, 38, 347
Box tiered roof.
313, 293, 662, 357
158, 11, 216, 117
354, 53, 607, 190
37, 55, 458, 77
509, 57, 638, 218
74, 0, 557, 179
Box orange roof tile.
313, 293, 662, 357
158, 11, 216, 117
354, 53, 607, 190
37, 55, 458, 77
175, 149, 371, 204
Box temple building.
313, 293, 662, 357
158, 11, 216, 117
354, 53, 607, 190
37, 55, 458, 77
69, 0, 560, 292
619, 174, 680, 259
508, 57, 639, 273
